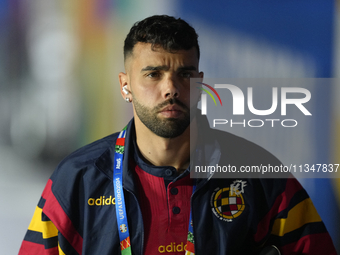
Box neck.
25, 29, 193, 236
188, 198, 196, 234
134, 118, 198, 172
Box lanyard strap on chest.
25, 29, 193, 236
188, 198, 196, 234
113, 127, 196, 255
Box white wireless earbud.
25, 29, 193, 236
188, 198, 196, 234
122, 85, 129, 95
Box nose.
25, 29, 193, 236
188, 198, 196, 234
163, 75, 180, 99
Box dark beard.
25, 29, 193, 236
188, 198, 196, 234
133, 97, 190, 138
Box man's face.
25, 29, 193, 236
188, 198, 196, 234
120, 42, 203, 138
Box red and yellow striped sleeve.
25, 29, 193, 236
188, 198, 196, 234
19, 179, 82, 254
272, 197, 336, 254
19, 198, 60, 254
255, 178, 337, 255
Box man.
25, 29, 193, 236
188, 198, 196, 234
19, 15, 336, 255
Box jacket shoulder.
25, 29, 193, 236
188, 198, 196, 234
212, 129, 281, 165
47, 133, 119, 206
54, 132, 119, 175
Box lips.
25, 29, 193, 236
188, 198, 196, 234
159, 105, 184, 118
161, 105, 183, 112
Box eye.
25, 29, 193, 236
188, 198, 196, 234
146, 72, 161, 78
179, 71, 193, 78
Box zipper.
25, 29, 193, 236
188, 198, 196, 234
123, 187, 144, 255
190, 143, 221, 254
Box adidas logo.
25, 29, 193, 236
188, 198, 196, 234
88, 195, 115, 206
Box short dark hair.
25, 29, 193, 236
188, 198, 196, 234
124, 15, 200, 60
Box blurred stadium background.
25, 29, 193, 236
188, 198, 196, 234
0, 0, 339, 253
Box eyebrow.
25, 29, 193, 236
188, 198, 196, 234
141, 65, 168, 72
141, 65, 197, 72
178, 66, 197, 72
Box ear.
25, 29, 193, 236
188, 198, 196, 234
191, 72, 204, 109
199, 71, 204, 80
118, 72, 131, 101
197, 71, 204, 94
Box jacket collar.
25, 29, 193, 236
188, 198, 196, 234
94, 118, 137, 194
193, 115, 221, 187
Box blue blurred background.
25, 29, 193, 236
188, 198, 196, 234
1, 0, 339, 253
